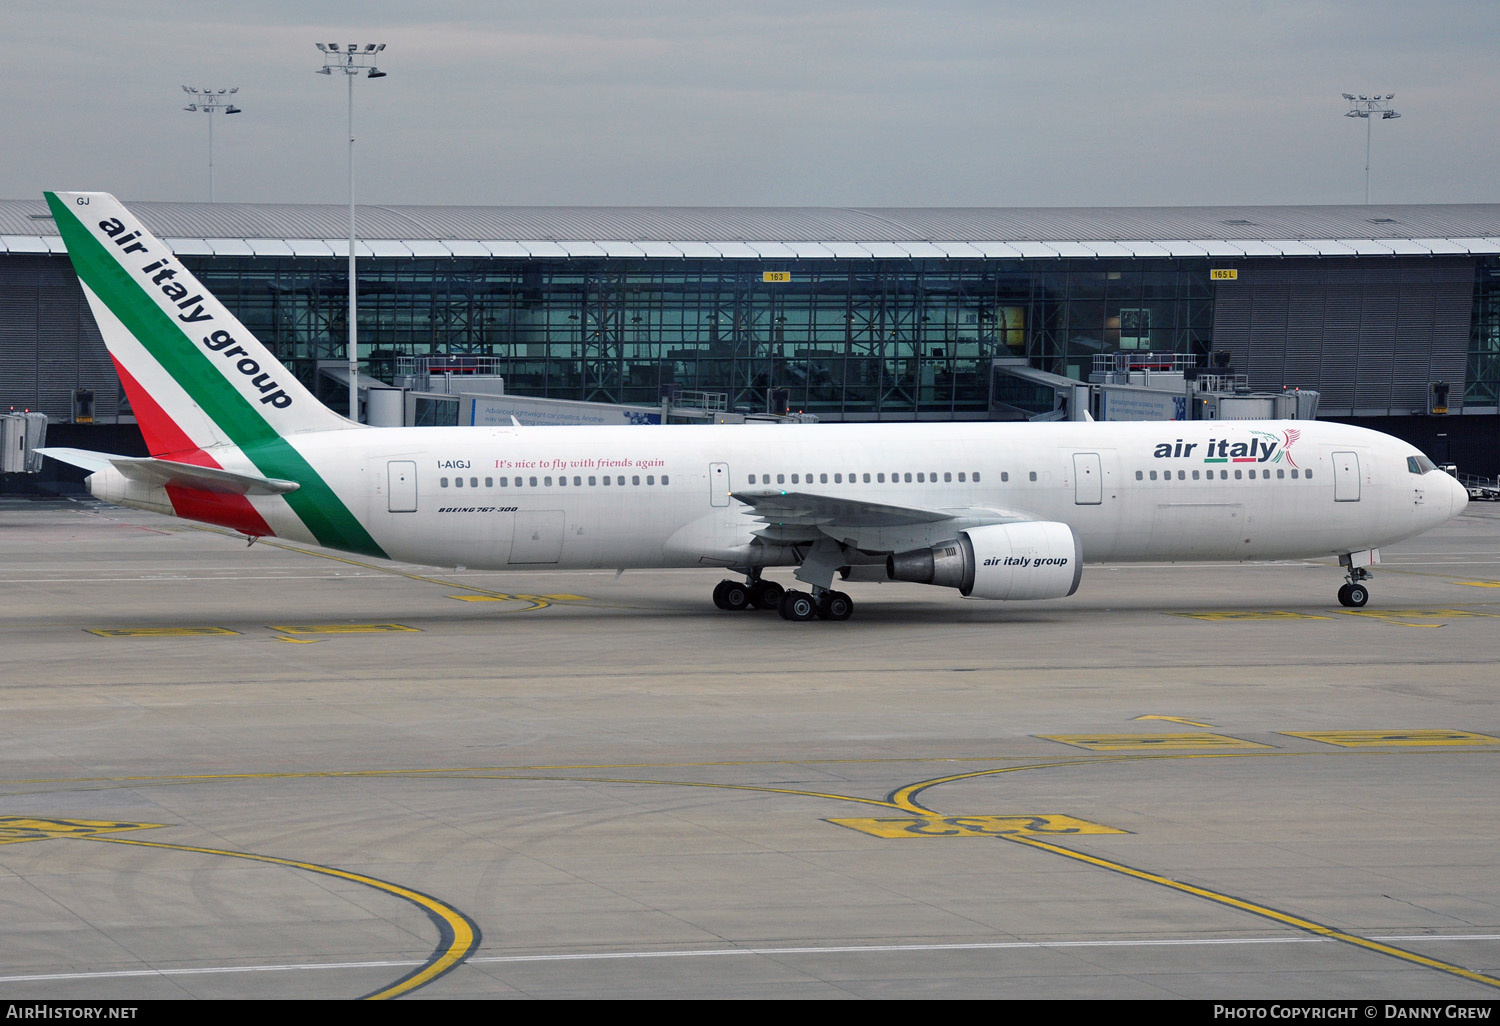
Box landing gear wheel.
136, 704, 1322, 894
751, 579, 784, 610
1337, 583, 1353, 607
1346, 582, 1369, 607
816, 590, 854, 621
777, 590, 817, 622
720, 580, 751, 611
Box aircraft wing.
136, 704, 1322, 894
37, 448, 300, 496
732, 489, 1037, 550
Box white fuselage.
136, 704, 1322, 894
137, 418, 1462, 573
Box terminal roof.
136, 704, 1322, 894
5, 200, 1500, 258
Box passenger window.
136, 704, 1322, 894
944, 472, 951, 482
589, 476, 597, 486
863, 473, 871, 483
748, 474, 756, 484
1192, 470, 1200, 480
632, 475, 640, 485
973, 472, 981, 482
834, 473, 842, 484
1220, 470, 1228, 480
791, 474, 799, 484
1234, 469, 1242, 479
530, 476, 538, 487
1136, 471, 1144, 480
917, 473, 925, 483
820, 473, 828, 484
544, 476, 552, 486
1149, 470, 1157, 481
647, 475, 654, 485
455, 477, 464, 488
470, 477, 478, 488
877, 473, 885, 483
616, 476, 625, 485
602, 476, 610, 486
1292, 469, 1299, 478
558, 476, 567, 487
904, 473, 912, 483
440, 477, 449, 487
1305, 469, 1313, 479
1277, 469, 1284, 479
958, 472, 966, 482
1029, 471, 1037, 482
777, 474, 785, 484
485, 477, 493, 487
662, 475, 669, 485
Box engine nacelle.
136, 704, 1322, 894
886, 521, 1083, 600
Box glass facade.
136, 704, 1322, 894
187, 256, 1217, 419
1470, 257, 1500, 408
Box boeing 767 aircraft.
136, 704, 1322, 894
38, 192, 1468, 621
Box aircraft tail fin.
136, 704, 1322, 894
44, 191, 351, 458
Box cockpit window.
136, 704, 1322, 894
1407, 454, 1438, 475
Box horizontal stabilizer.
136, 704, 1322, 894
37, 448, 299, 496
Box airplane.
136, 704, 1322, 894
37, 191, 1469, 622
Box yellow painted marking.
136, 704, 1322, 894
1172, 610, 1331, 621
273, 636, 319, 644
87, 836, 479, 1000
1040, 733, 1271, 751
86, 626, 240, 637
828, 813, 1125, 839
1344, 608, 1499, 620
1457, 581, 1500, 588
1134, 715, 1215, 727
1282, 729, 1500, 748
269, 623, 419, 635
450, 593, 587, 603
0, 817, 164, 845
1006, 835, 1500, 991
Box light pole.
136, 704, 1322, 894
181, 87, 241, 202
1343, 93, 1400, 204
317, 42, 387, 422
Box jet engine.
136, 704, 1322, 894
886, 521, 1083, 600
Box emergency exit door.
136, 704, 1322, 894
709, 463, 730, 507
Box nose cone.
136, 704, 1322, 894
1448, 473, 1469, 519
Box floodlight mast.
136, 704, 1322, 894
316, 42, 388, 423
181, 86, 241, 202
1343, 92, 1400, 204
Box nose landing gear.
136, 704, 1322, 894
1337, 566, 1372, 607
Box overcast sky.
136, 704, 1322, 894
3, 1, 1495, 209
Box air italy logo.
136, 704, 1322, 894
1153, 429, 1300, 466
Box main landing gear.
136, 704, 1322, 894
712, 572, 784, 612
711, 574, 853, 621
776, 587, 853, 622
1337, 566, 1372, 607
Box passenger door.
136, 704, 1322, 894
1333, 451, 1361, 502
387, 461, 417, 513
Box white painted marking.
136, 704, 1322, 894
3, 933, 1497, 983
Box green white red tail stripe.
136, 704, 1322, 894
47, 191, 387, 558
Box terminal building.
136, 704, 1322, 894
2, 199, 1498, 473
